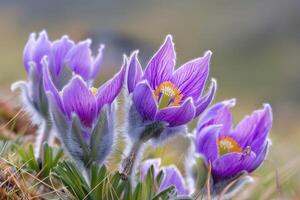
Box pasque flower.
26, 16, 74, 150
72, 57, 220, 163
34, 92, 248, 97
126, 35, 216, 142
195, 99, 273, 181
121, 35, 216, 179
13, 30, 104, 121
140, 158, 189, 196
11, 31, 104, 158
44, 58, 126, 171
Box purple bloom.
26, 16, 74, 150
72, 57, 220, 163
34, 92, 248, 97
12, 31, 104, 121
195, 100, 273, 181
126, 35, 216, 142
140, 158, 189, 195
44, 57, 126, 168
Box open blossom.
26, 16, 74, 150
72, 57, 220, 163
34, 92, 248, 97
43, 58, 126, 168
12, 30, 104, 121
195, 99, 273, 181
140, 158, 189, 195
126, 35, 216, 142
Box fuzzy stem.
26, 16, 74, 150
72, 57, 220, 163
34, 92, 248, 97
120, 140, 143, 180
120, 121, 165, 180
35, 121, 52, 159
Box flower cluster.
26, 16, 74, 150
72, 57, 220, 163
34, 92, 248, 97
13, 31, 273, 198
12, 31, 104, 158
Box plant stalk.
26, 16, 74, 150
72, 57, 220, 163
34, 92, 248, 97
120, 140, 143, 180
35, 121, 52, 159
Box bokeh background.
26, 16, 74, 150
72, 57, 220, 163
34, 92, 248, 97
0, 0, 299, 199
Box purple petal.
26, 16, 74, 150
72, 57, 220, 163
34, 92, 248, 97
96, 59, 126, 110
65, 40, 92, 80
90, 44, 105, 79
248, 104, 272, 154
62, 76, 97, 127
155, 98, 195, 127
32, 31, 51, 73
212, 152, 256, 179
195, 125, 221, 164
132, 81, 158, 121
161, 165, 189, 195
140, 158, 161, 181
127, 51, 143, 93
144, 35, 176, 88
23, 33, 36, 72
49, 35, 74, 78
194, 79, 217, 117
248, 140, 270, 172
42, 58, 64, 111
233, 104, 273, 152
171, 51, 211, 101
197, 98, 235, 135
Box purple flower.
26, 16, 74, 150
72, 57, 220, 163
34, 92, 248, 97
12, 30, 104, 121
195, 100, 273, 181
44, 57, 126, 168
126, 35, 216, 142
140, 158, 189, 195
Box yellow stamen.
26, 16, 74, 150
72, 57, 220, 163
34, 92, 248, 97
217, 136, 242, 156
154, 81, 183, 109
90, 87, 98, 95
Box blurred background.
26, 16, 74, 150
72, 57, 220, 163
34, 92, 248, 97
0, 0, 299, 199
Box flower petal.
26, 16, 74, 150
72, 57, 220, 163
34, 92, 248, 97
23, 33, 36, 72
194, 79, 217, 117
127, 51, 143, 93
195, 125, 221, 164
155, 98, 195, 127
90, 44, 105, 79
248, 104, 272, 154
32, 31, 51, 73
96, 59, 126, 110
171, 51, 212, 101
42, 58, 64, 111
197, 98, 235, 135
233, 104, 273, 152
161, 165, 189, 195
144, 35, 176, 88
248, 140, 270, 172
132, 81, 158, 121
62, 76, 97, 127
49, 35, 74, 78
65, 40, 92, 80
212, 152, 256, 179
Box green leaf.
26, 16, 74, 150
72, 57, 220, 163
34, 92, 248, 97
152, 185, 176, 200
0, 140, 13, 156
145, 165, 155, 198
156, 170, 164, 187
123, 179, 132, 200
54, 161, 89, 200
133, 182, 143, 200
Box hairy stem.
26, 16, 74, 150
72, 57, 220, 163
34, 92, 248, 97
35, 121, 52, 159
120, 121, 165, 180
120, 141, 143, 180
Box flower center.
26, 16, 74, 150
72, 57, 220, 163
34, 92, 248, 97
217, 136, 242, 156
154, 81, 183, 109
90, 87, 98, 95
